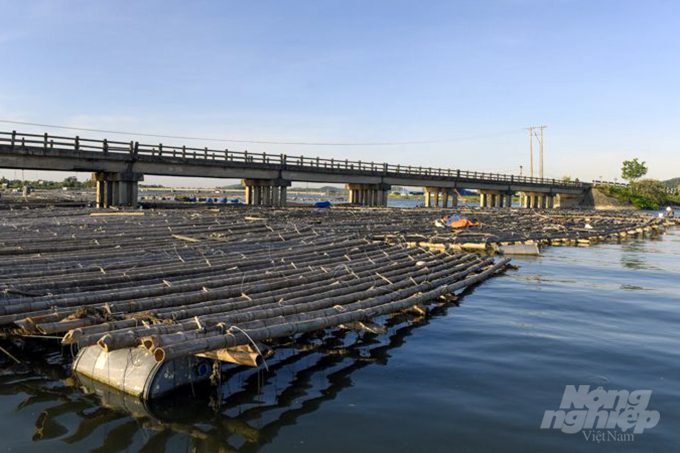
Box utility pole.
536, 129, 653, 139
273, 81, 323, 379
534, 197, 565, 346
527, 126, 547, 179
540, 126, 545, 179
519, 165, 523, 177
528, 129, 533, 177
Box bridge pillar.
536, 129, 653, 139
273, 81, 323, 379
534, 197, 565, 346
423, 187, 456, 208
528, 193, 536, 209
479, 190, 502, 208
242, 179, 291, 207
93, 172, 143, 208
279, 186, 287, 207
346, 183, 390, 207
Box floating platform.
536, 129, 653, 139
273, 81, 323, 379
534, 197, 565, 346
0, 206, 670, 398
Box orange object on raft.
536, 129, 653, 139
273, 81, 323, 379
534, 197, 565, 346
442, 215, 480, 229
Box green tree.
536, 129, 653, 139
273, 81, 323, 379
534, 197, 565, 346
621, 158, 648, 183
63, 176, 79, 188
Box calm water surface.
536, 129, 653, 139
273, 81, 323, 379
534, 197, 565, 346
0, 225, 678, 452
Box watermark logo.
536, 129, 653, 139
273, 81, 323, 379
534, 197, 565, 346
541, 385, 660, 442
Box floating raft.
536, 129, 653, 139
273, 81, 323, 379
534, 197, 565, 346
0, 206, 670, 398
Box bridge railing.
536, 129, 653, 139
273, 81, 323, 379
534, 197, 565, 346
594, 179, 678, 195
0, 130, 585, 188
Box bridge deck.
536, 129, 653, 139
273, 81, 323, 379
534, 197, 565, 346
0, 130, 587, 193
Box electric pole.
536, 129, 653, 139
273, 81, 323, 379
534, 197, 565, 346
528, 129, 533, 177
527, 126, 547, 178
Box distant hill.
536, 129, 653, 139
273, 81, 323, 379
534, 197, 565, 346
318, 186, 345, 193
662, 178, 680, 188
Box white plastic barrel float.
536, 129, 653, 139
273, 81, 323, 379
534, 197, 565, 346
73, 345, 213, 399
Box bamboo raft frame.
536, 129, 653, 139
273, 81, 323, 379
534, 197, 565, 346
0, 206, 674, 367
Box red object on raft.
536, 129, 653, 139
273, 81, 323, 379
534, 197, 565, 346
442, 215, 480, 229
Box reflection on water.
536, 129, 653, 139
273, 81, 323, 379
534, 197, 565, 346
0, 285, 482, 453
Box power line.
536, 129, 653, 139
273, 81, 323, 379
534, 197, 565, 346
0, 119, 524, 147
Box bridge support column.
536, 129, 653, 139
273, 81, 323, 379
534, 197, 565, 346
521, 192, 537, 209
424, 187, 456, 209
93, 172, 143, 208
96, 180, 105, 208
345, 183, 392, 207
105, 181, 113, 207
528, 193, 536, 209
479, 190, 502, 208
504, 193, 513, 208
242, 179, 291, 207
279, 186, 287, 207
346, 183, 390, 207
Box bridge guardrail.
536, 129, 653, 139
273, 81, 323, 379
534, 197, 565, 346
0, 130, 587, 189
593, 179, 678, 194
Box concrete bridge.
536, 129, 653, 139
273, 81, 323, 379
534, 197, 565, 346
0, 130, 590, 209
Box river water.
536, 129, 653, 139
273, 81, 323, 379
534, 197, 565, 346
0, 217, 677, 452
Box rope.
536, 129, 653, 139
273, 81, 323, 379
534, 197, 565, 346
227, 325, 269, 372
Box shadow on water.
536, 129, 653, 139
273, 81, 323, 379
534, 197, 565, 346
0, 282, 489, 452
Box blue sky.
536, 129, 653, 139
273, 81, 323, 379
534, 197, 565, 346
1, 0, 678, 186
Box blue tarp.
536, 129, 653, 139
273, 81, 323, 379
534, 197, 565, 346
315, 201, 332, 208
